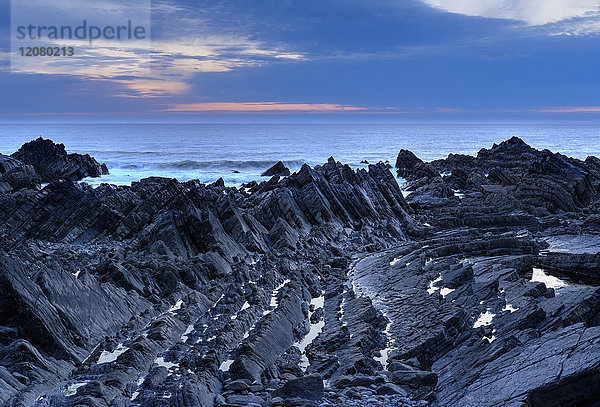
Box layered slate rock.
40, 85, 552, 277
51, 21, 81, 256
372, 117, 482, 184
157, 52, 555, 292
11, 137, 108, 182
436, 323, 600, 406
271, 374, 325, 400
0, 139, 418, 407
262, 161, 291, 177
379, 137, 600, 406
3, 137, 600, 407
0, 155, 41, 192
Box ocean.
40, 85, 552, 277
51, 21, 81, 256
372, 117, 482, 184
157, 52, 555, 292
0, 123, 599, 186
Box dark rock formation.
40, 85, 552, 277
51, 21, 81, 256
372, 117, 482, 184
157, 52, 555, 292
379, 137, 600, 406
271, 374, 324, 400
262, 161, 291, 177
396, 149, 440, 182
0, 140, 418, 407
0, 155, 41, 192
11, 137, 108, 182
2, 137, 600, 407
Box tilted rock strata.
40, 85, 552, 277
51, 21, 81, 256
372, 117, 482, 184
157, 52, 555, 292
1, 137, 600, 407
11, 137, 108, 182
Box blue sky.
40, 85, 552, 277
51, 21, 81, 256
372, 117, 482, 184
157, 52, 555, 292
1, 0, 600, 122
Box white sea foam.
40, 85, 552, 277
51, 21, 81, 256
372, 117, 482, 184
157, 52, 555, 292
98, 343, 127, 364
154, 356, 178, 370
473, 310, 496, 328
374, 314, 395, 369
440, 287, 455, 297
0, 123, 591, 188
65, 382, 87, 396
181, 324, 194, 342
219, 359, 234, 372
295, 294, 325, 371
169, 299, 184, 313
427, 275, 442, 294
264, 279, 291, 316
531, 268, 568, 290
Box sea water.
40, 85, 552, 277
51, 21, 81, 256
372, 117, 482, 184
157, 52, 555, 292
0, 123, 598, 186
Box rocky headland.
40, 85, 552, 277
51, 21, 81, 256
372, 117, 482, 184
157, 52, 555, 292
1, 136, 600, 407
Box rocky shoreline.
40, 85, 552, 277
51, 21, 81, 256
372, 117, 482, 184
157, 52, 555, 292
1, 136, 600, 407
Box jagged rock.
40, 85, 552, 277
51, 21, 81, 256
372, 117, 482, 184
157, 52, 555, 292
0, 155, 42, 192
405, 177, 454, 207
269, 217, 300, 249
224, 379, 251, 392
230, 289, 305, 382
0, 181, 11, 194
226, 393, 265, 405
426, 136, 597, 213
441, 263, 474, 288
534, 252, 600, 285
436, 323, 600, 406
396, 150, 439, 181
271, 396, 285, 405
2, 137, 600, 407
1, 165, 41, 191
11, 137, 108, 182
271, 374, 324, 400
0, 254, 80, 360
0, 155, 26, 174
332, 374, 385, 389
390, 368, 438, 388
310, 307, 324, 324
487, 167, 517, 186
376, 383, 409, 396
262, 161, 291, 177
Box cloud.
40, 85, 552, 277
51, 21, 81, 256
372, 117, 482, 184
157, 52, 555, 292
539, 106, 600, 113
545, 17, 600, 35
434, 107, 462, 113
7, 0, 306, 97
162, 103, 467, 115
8, 33, 304, 97
117, 79, 190, 96
162, 102, 370, 113
420, 0, 599, 25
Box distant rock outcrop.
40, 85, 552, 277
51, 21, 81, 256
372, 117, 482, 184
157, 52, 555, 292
261, 160, 291, 177
11, 137, 108, 182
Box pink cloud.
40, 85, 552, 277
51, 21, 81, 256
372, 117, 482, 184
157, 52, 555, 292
539, 106, 600, 113
163, 102, 370, 113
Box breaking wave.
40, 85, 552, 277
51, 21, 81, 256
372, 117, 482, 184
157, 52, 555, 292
155, 159, 307, 171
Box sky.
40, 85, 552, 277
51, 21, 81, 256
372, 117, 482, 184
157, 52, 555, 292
1, 0, 600, 122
